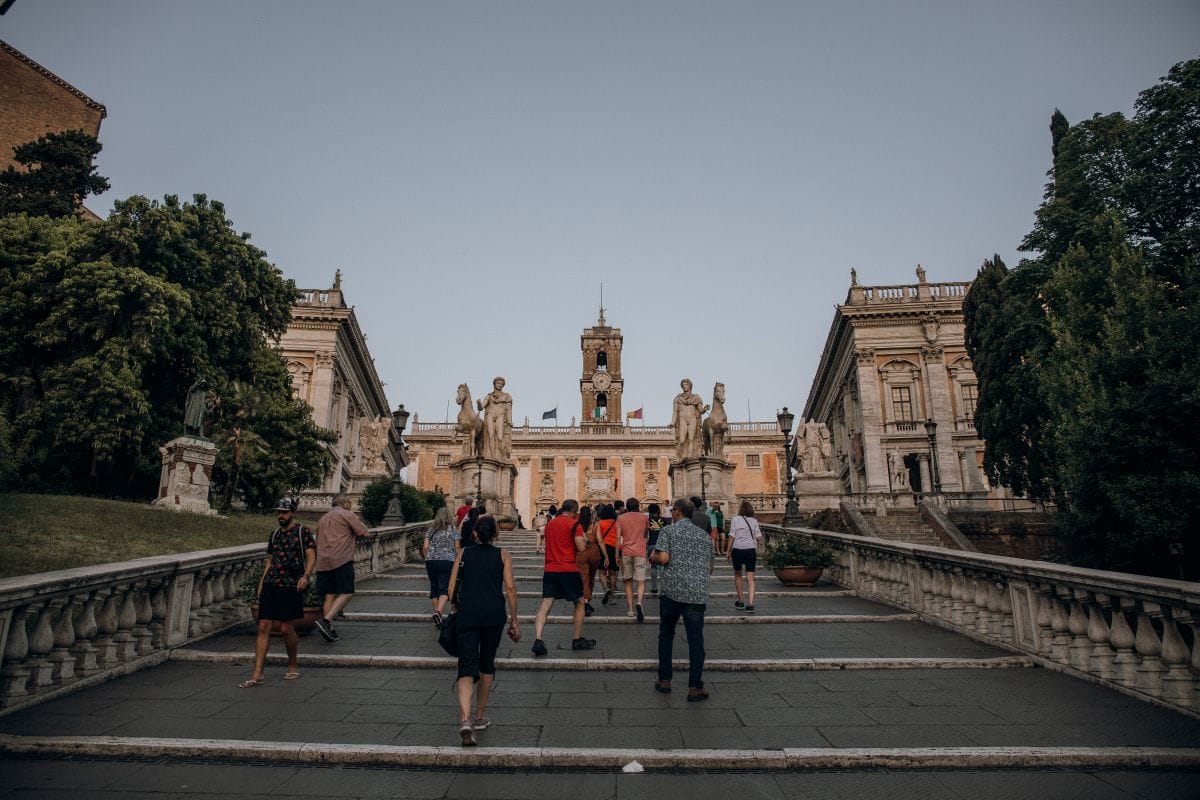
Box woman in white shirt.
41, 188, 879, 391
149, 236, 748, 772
726, 500, 764, 613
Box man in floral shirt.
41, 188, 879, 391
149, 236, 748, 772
240, 497, 315, 688
650, 498, 715, 701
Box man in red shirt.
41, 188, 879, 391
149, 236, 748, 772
531, 499, 595, 655
455, 498, 474, 526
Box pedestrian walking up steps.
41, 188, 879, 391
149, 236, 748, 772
2, 530, 1200, 798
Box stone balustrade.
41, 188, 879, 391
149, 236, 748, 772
0, 521, 426, 714
763, 525, 1200, 715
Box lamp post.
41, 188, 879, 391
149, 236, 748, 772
475, 457, 484, 508
381, 404, 410, 525
924, 418, 942, 494
777, 407, 799, 524
699, 454, 707, 505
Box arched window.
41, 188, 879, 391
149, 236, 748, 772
595, 392, 608, 419
596, 350, 608, 371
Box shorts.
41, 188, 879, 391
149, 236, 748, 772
602, 544, 619, 571
621, 554, 648, 582
426, 560, 453, 598
316, 561, 355, 596
257, 582, 303, 622
541, 571, 584, 601
730, 547, 758, 573
457, 622, 505, 681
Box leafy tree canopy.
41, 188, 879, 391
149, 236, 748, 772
0, 131, 110, 218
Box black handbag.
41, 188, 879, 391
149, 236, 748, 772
437, 611, 459, 656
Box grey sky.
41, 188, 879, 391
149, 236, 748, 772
4, 2, 1198, 428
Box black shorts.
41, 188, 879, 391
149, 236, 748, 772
257, 582, 303, 622
542, 571, 584, 601
316, 561, 355, 596
602, 544, 619, 571
426, 560, 453, 598
730, 548, 758, 573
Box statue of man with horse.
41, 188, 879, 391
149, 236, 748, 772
702, 382, 729, 460
454, 383, 484, 459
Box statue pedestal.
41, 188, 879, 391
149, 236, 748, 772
669, 458, 735, 506
153, 436, 218, 516
794, 472, 844, 511
451, 457, 517, 518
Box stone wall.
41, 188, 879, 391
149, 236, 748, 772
951, 511, 1064, 561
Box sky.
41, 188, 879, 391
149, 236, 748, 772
3, 2, 1198, 428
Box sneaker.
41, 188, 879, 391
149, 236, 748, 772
734, 600, 745, 610
571, 637, 596, 650
584, 602, 595, 617
746, 605, 755, 614
625, 610, 635, 618
531, 639, 547, 656
313, 617, 335, 642
635, 603, 644, 624
459, 719, 477, 746
602, 590, 613, 605
687, 687, 710, 702
472, 716, 491, 730
650, 588, 659, 597
432, 612, 443, 629
653, 679, 671, 694
329, 626, 340, 641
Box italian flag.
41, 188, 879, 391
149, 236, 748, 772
593, 406, 605, 419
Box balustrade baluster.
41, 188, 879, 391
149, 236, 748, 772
188, 572, 207, 637
199, 570, 217, 632
1032, 587, 1056, 659
1067, 593, 1092, 671
986, 582, 1005, 640
918, 567, 935, 615
46, 598, 78, 683
0, 606, 32, 705
71, 591, 100, 675
948, 572, 966, 626
148, 582, 168, 650
1086, 594, 1115, 680
1108, 600, 1138, 689
973, 577, 991, 636
24, 601, 55, 691
1159, 609, 1194, 709
996, 582, 1014, 643
1049, 594, 1071, 664
92, 590, 120, 669
132, 583, 154, 656
1133, 604, 1165, 698
112, 588, 138, 662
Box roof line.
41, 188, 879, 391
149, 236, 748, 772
0, 39, 107, 118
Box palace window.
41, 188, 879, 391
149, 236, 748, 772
891, 386, 914, 422
745, 454, 761, 468
436, 453, 451, 467
643, 457, 658, 471
594, 457, 608, 471
540, 457, 555, 471
961, 384, 978, 418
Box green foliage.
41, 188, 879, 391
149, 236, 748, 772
358, 476, 394, 527
965, 58, 1200, 578
0, 131, 110, 218
358, 475, 441, 526
763, 534, 838, 569
0, 193, 330, 505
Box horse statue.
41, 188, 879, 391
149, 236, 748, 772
702, 382, 729, 460
455, 383, 484, 459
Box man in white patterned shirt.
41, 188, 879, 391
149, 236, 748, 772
649, 498, 715, 701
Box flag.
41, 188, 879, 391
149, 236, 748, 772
542, 407, 557, 421
626, 407, 643, 420
593, 406, 605, 419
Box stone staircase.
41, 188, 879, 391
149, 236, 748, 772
860, 509, 943, 546
2, 529, 1199, 798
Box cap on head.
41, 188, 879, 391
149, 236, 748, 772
274, 497, 297, 512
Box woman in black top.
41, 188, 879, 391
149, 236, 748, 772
436, 515, 520, 746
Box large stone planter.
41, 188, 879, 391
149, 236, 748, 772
772, 566, 825, 586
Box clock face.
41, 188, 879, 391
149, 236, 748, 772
592, 372, 612, 390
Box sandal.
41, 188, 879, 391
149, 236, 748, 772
283, 672, 301, 681
238, 678, 264, 688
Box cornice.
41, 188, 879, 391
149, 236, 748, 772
1, 40, 107, 117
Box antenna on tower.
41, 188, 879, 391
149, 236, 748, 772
598, 282, 606, 326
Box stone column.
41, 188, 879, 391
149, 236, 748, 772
917, 454, 932, 494
855, 348, 888, 492
922, 345, 962, 491
310, 351, 336, 429
515, 457, 531, 526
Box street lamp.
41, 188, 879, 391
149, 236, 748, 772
699, 454, 708, 505
924, 418, 942, 494
475, 457, 484, 508
381, 404, 410, 525
777, 407, 799, 524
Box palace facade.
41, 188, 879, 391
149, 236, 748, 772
406, 313, 788, 525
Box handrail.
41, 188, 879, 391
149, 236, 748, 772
0, 521, 428, 715
760, 525, 1200, 716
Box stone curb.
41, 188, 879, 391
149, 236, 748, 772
356, 589, 858, 598
339, 612, 919, 625
170, 649, 1035, 671
2, 735, 1197, 770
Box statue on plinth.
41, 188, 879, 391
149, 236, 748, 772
671, 378, 709, 462
701, 382, 729, 460
183, 379, 211, 437
890, 448, 909, 490
454, 383, 484, 459
358, 415, 390, 473
477, 376, 513, 461
800, 419, 832, 473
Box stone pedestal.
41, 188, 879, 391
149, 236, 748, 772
153, 436, 218, 516
668, 458, 735, 507
451, 457, 518, 518
793, 472, 844, 511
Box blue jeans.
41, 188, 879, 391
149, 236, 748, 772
657, 594, 706, 688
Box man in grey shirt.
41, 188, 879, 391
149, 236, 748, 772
650, 498, 715, 701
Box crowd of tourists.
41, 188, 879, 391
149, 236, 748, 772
239, 490, 762, 747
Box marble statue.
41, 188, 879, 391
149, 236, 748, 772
801, 419, 833, 473
183, 379, 210, 437
671, 378, 709, 462
477, 376, 513, 461
701, 382, 729, 460
358, 415, 390, 473
455, 383, 484, 459
890, 448, 909, 490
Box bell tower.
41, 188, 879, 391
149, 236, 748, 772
580, 302, 623, 424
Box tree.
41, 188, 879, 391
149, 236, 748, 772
0, 131, 110, 218
966, 58, 1200, 577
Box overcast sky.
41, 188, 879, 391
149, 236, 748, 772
4, 2, 1198, 428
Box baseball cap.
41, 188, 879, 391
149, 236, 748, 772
274, 497, 297, 512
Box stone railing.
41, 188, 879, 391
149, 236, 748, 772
0, 521, 426, 714
762, 525, 1200, 715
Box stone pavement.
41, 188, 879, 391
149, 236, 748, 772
1, 530, 1199, 799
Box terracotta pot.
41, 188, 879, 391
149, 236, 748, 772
249, 604, 322, 634
772, 566, 825, 586
498, 521, 517, 531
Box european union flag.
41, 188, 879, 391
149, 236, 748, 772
542, 407, 557, 420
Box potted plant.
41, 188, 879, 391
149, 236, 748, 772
240, 574, 323, 634
497, 515, 518, 531
763, 534, 838, 586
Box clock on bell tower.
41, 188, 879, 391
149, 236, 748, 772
580, 305, 623, 424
